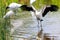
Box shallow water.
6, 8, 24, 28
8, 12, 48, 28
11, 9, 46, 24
10, 10, 60, 40
10, 13, 39, 40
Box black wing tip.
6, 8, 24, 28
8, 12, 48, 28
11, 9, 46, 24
20, 5, 35, 12
51, 5, 59, 8
50, 5, 59, 11
42, 5, 59, 17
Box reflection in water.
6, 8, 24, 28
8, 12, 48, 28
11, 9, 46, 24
11, 17, 39, 40
10, 10, 60, 40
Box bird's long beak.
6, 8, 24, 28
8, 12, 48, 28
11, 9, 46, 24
6, 6, 9, 10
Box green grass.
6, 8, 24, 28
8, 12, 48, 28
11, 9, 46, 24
0, 0, 18, 40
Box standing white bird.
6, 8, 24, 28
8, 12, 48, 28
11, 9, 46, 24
5, 2, 35, 19
6, 3, 22, 10
6, 1, 34, 11
6, 3, 22, 17
31, 4, 58, 20
3, 10, 14, 19
21, 4, 58, 33
17, 4, 58, 29
5, 2, 58, 23
6, 0, 36, 10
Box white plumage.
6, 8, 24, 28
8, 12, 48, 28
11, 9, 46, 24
31, 5, 54, 20
4, 3, 22, 18
31, 5, 45, 20
3, 10, 14, 18
7, 3, 22, 10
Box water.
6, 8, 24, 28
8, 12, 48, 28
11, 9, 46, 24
10, 15, 39, 40
10, 10, 60, 40
42, 11, 60, 40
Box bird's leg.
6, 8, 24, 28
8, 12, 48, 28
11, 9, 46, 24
40, 19, 43, 31
36, 18, 40, 32
36, 19, 43, 40
40, 19, 44, 40
37, 20, 40, 32
36, 18, 43, 32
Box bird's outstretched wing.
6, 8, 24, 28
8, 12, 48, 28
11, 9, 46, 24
42, 5, 59, 17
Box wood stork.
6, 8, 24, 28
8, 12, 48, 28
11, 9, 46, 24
6, 3, 22, 10
20, 4, 58, 31
6, 2, 59, 24
6, 0, 36, 10
31, 4, 58, 20
6, 2, 22, 16
5, 2, 58, 25
5, 0, 36, 16
5, 1, 36, 17
5, 2, 35, 18
20, 4, 59, 33
5, 2, 35, 17
35, 5, 58, 40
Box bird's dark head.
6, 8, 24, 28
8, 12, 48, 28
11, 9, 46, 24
6, 6, 9, 10
49, 5, 59, 12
